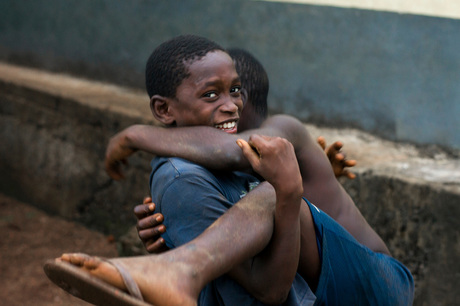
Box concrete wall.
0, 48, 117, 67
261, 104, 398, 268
1, 0, 459, 150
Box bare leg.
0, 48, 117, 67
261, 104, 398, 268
298, 203, 321, 290
61, 183, 278, 305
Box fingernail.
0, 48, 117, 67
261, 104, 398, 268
156, 215, 162, 222
236, 140, 243, 148
149, 204, 154, 211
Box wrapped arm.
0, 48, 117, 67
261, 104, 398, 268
105, 114, 314, 179
229, 135, 306, 303
105, 124, 250, 179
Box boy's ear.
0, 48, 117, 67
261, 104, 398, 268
150, 95, 175, 125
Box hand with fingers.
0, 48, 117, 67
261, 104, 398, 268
134, 197, 170, 254
236, 135, 303, 198
105, 130, 138, 180
317, 136, 356, 179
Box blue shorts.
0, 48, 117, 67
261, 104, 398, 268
305, 199, 415, 305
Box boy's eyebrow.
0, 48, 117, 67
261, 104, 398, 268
199, 76, 241, 89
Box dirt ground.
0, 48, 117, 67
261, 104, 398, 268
0, 193, 119, 306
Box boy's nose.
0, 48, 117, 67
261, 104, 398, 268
220, 97, 240, 114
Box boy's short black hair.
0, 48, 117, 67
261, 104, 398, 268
228, 48, 269, 119
146, 35, 225, 98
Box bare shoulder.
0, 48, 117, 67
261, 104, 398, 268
260, 115, 316, 150
262, 114, 303, 130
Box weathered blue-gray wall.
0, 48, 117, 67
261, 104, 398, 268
1, 0, 459, 149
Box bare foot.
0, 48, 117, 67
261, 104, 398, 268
60, 253, 199, 306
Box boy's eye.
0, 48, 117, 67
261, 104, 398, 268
231, 86, 241, 94
203, 92, 217, 98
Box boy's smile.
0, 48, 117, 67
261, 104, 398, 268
167, 50, 243, 134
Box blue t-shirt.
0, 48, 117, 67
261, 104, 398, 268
150, 157, 316, 306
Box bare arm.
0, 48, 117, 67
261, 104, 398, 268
106, 117, 355, 178
228, 135, 305, 303
105, 115, 308, 178
105, 125, 248, 179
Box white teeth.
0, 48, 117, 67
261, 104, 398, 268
215, 121, 236, 130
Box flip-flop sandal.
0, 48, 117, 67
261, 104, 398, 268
44, 258, 150, 306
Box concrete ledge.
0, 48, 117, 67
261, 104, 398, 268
0, 62, 159, 236
0, 62, 458, 305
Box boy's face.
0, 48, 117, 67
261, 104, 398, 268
168, 50, 243, 134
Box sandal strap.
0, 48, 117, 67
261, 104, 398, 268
109, 260, 143, 300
